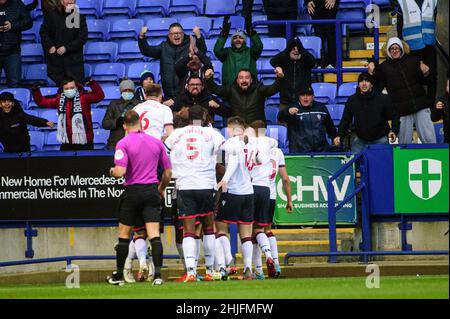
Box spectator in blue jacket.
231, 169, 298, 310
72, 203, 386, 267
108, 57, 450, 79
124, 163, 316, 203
277, 86, 339, 153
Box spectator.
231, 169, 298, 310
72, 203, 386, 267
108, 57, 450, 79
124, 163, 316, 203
138, 23, 207, 103
305, 0, 340, 68
39, 0, 88, 86
391, 0, 438, 106
0, 92, 54, 153
263, 0, 298, 38
0, 0, 32, 88
337, 73, 400, 154
431, 74, 449, 143
368, 37, 436, 144
270, 37, 317, 111
277, 86, 338, 153
134, 71, 155, 102
175, 36, 213, 95
24, 0, 38, 11
102, 78, 141, 150
205, 67, 283, 125
41, 0, 59, 15
214, 16, 263, 86
31, 78, 105, 151
173, 75, 231, 121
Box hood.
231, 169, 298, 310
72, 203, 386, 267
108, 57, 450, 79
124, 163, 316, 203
383, 37, 410, 59
285, 37, 305, 53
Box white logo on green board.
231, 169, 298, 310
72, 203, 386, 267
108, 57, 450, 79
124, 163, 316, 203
408, 159, 442, 200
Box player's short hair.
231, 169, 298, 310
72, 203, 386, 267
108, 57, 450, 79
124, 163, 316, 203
249, 120, 266, 137
124, 110, 140, 127
189, 104, 206, 122
144, 84, 162, 98
227, 116, 246, 128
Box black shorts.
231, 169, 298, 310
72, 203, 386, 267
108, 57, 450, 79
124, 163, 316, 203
216, 192, 254, 224
177, 189, 215, 220
253, 186, 272, 227
269, 199, 276, 222
118, 184, 161, 227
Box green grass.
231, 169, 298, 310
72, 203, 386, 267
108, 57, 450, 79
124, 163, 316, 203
0, 275, 448, 299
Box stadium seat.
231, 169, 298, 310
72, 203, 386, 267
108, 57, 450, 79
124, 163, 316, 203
93, 129, 109, 149
135, 0, 170, 18
23, 64, 50, 86
265, 107, 278, 125
220, 127, 229, 139
312, 83, 337, 104
335, 82, 357, 103
102, 0, 136, 18
205, 39, 218, 59
266, 125, 288, 150
77, 0, 103, 19
43, 131, 61, 151
372, 0, 392, 7
337, 9, 366, 34
211, 60, 223, 83
261, 38, 286, 58
0, 88, 30, 110
21, 43, 44, 63
168, 0, 204, 19
252, 15, 269, 36
300, 36, 322, 60
145, 18, 178, 38
86, 19, 110, 41
209, 16, 245, 38
296, 12, 314, 36
205, 0, 236, 15
92, 63, 126, 86
110, 19, 144, 40
259, 59, 276, 85
0, 142, 3, 152
37, 109, 58, 130
117, 41, 143, 63
339, 0, 367, 9
265, 92, 280, 109
29, 131, 44, 152
84, 64, 92, 78
180, 17, 212, 38
434, 122, 445, 144
22, 22, 41, 43
326, 104, 345, 125
91, 109, 106, 129
84, 42, 118, 63
213, 114, 224, 128
94, 86, 121, 108
127, 62, 160, 83
28, 87, 59, 109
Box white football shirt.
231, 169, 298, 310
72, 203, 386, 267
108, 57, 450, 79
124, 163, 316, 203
133, 100, 173, 140
269, 147, 286, 200
249, 136, 278, 188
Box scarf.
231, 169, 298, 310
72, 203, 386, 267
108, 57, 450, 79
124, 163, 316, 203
57, 91, 87, 144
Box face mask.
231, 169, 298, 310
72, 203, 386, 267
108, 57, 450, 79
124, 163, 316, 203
64, 89, 77, 99
121, 92, 134, 101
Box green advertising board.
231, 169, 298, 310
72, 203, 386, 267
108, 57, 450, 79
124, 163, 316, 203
394, 147, 449, 213
273, 155, 357, 225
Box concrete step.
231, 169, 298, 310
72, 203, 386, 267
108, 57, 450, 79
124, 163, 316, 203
271, 228, 356, 241
349, 49, 385, 59
379, 25, 392, 34
343, 60, 369, 67
324, 73, 360, 83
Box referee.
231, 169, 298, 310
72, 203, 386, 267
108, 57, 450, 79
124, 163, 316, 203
107, 110, 172, 286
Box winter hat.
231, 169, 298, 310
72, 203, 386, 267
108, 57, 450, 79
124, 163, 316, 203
286, 37, 305, 53
386, 37, 404, 59
140, 71, 155, 85
358, 72, 374, 85
119, 78, 135, 92
232, 29, 247, 42
0, 92, 14, 102
298, 86, 314, 96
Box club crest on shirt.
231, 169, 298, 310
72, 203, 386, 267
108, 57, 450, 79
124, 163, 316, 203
114, 149, 124, 161
222, 200, 226, 207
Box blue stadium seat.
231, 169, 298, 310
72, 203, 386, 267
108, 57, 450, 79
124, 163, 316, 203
213, 114, 224, 128
93, 129, 109, 149
335, 82, 357, 103
372, 0, 392, 7
205, 0, 236, 15
118, 41, 143, 62
84, 64, 92, 78
22, 22, 41, 43
92, 63, 126, 86
434, 122, 445, 144
28, 87, 59, 109
84, 42, 118, 63
204, 39, 218, 59
211, 60, 223, 83
265, 107, 278, 125
259, 59, 276, 85
94, 86, 121, 108
127, 62, 160, 83
91, 108, 106, 129
136, 0, 170, 18
110, 19, 144, 40
261, 38, 286, 58
29, 131, 44, 152
43, 131, 61, 151
0, 88, 30, 110
77, 0, 103, 19
102, 0, 136, 18
168, 0, 204, 18
266, 125, 288, 150
209, 16, 245, 38
0, 142, 3, 152
296, 12, 314, 36
337, 9, 366, 34
265, 92, 280, 109
26, 110, 39, 131
300, 36, 321, 60
86, 19, 110, 41
220, 127, 229, 139
180, 17, 212, 38
312, 82, 337, 104
145, 18, 178, 38
326, 104, 345, 125
23, 64, 51, 86
339, 0, 367, 9
252, 15, 269, 36
21, 43, 44, 63
37, 109, 58, 130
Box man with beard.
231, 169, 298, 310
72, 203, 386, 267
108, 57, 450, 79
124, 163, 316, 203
205, 68, 283, 125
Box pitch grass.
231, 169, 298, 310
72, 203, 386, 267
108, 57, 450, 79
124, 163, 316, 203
0, 275, 448, 299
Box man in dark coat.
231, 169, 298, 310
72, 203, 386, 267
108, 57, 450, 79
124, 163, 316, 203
0, 92, 54, 152
263, 0, 298, 37
0, 0, 32, 88
278, 86, 338, 153
337, 73, 400, 154
205, 67, 283, 125
270, 37, 317, 111
432, 75, 449, 143
138, 23, 207, 104
39, 0, 88, 86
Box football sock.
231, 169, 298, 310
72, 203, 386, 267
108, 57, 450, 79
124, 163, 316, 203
194, 236, 201, 271
176, 243, 186, 270
124, 240, 136, 269
252, 241, 264, 275
267, 232, 280, 265
241, 237, 253, 273
116, 238, 129, 277
218, 234, 233, 266
256, 232, 273, 260
203, 230, 216, 275
215, 237, 226, 271
183, 234, 197, 276
150, 237, 163, 279
134, 237, 147, 268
